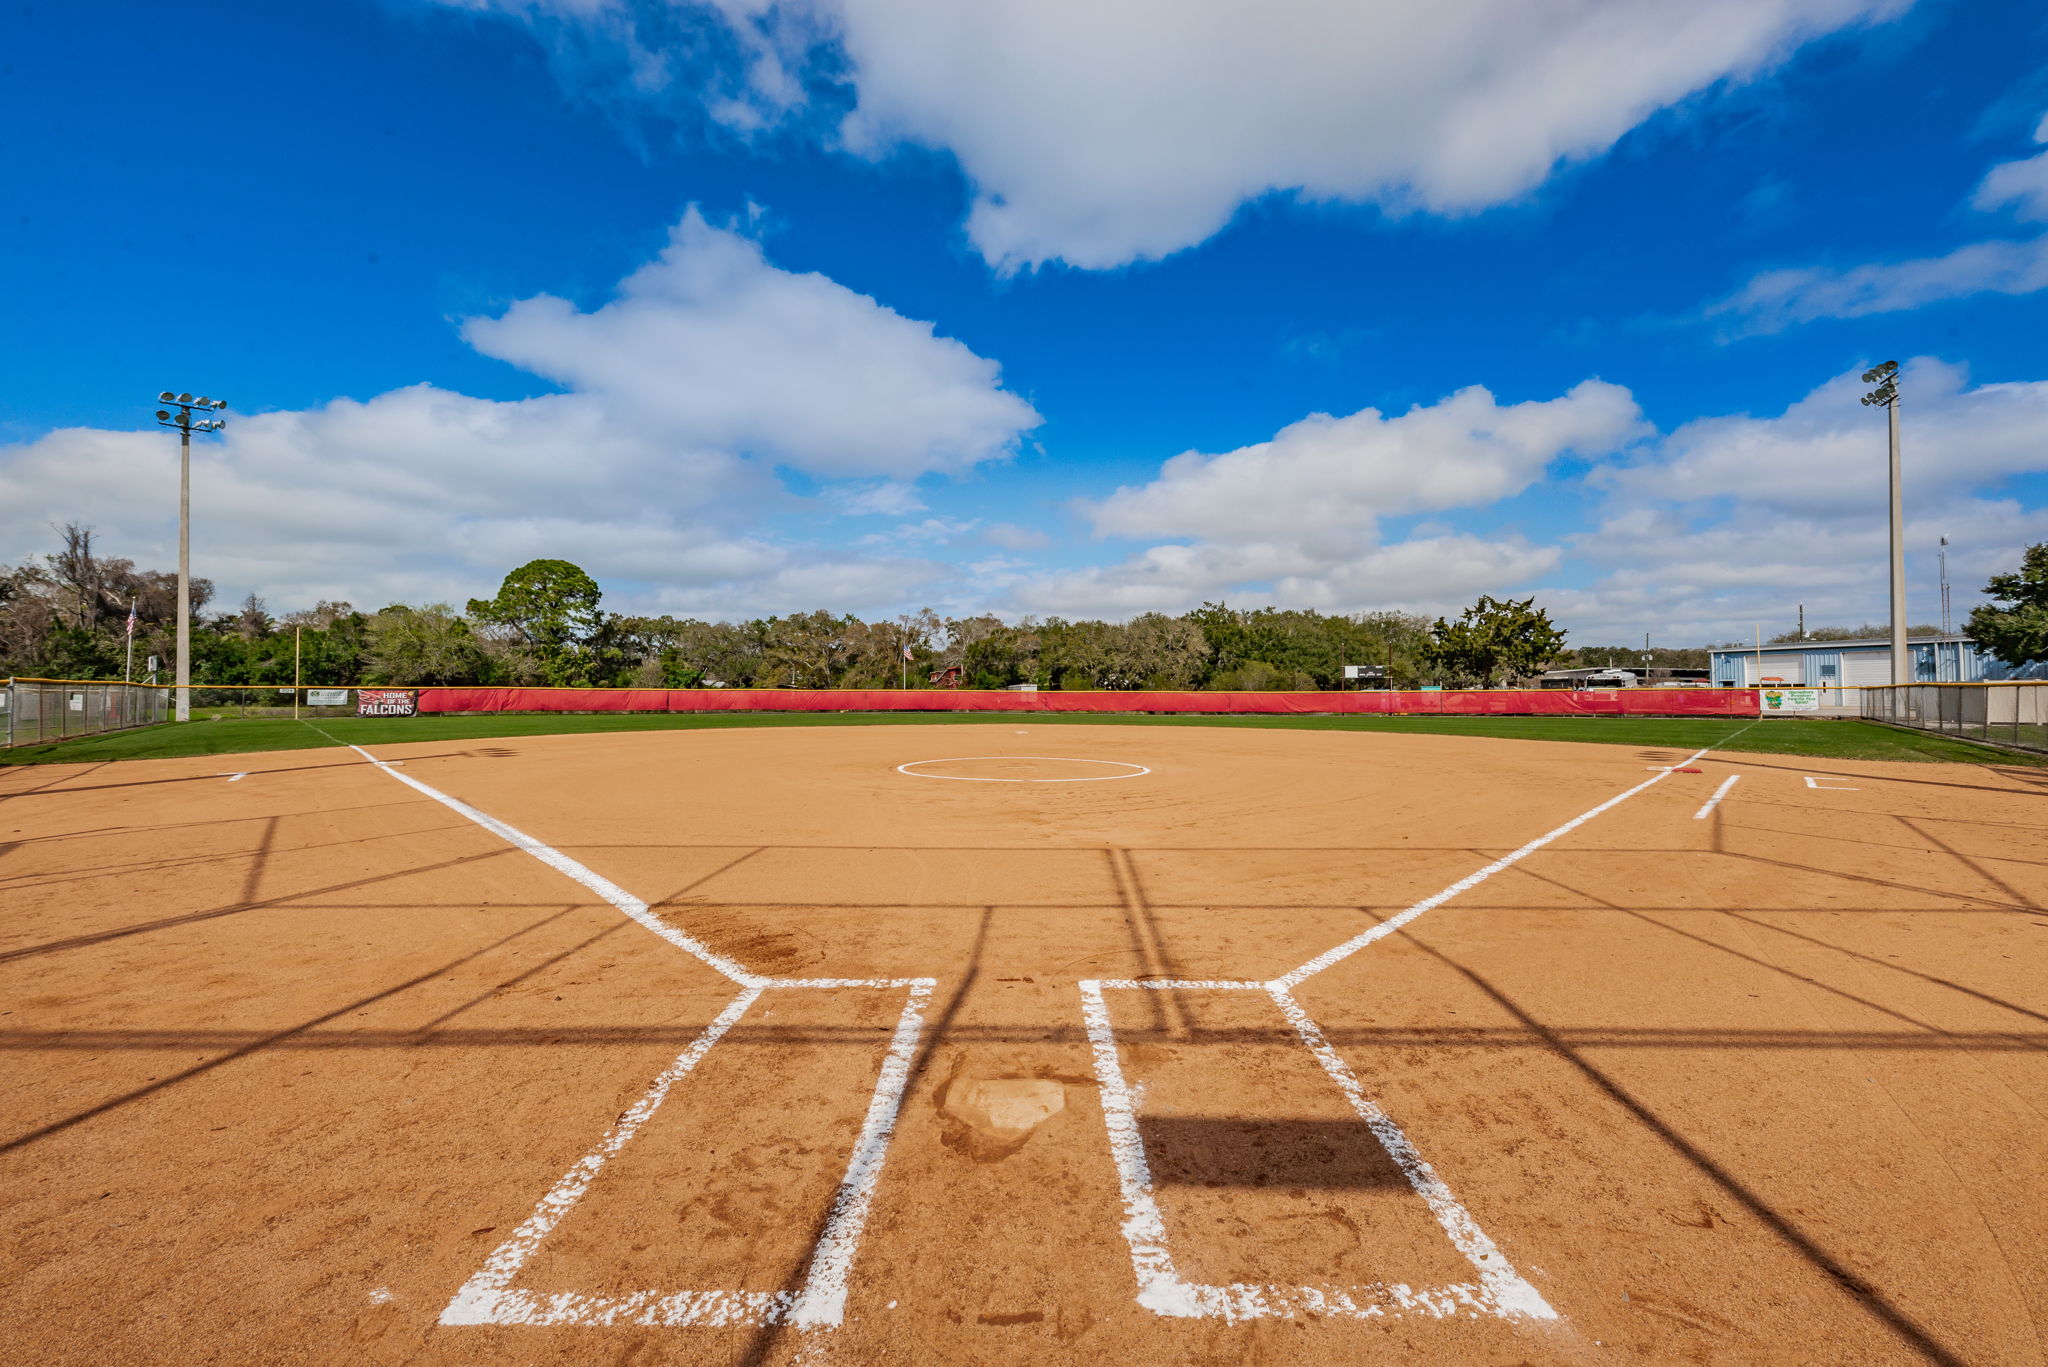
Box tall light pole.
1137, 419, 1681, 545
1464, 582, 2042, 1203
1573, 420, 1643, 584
1859, 361, 1905, 685
154, 392, 228, 722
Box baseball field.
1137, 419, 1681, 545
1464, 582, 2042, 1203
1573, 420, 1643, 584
3, 720, 2042, 1365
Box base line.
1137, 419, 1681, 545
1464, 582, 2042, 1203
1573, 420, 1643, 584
1693, 774, 1740, 820
343, 743, 757, 986
1273, 744, 1712, 990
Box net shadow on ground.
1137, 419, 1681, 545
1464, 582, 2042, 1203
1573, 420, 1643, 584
1404, 936, 1974, 1367
0, 905, 584, 1157
5, 801, 2040, 1358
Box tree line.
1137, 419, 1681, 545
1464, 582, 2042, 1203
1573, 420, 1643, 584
6, 525, 1835, 695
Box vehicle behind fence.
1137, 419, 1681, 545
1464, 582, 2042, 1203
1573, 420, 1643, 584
3, 679, 171, 747
1861, 682, 2048, 755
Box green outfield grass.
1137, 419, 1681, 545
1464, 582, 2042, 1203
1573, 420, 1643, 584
3, 709, 2038, 768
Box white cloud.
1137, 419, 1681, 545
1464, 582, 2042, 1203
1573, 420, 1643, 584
1709, 237, 2048, 334
996, 379, 1638, 618
463, 209, 1039, 476
1601, 358, 2048, 515
1568, 358, 2048, 641
1713, 108, 2048, 332
1085, 380, 1642, 540
981, 522, 1049, 551
1008, 533, 1560, 619
0, 211, 1037, 617
857, 516, 978, 546
1973, 111, 2048, 221
642, 553, 950, 618
438, 0, 1904, 270
830, 480, 927, 516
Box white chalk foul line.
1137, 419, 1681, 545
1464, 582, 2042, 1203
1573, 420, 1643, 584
896, 756, 1151, 782
1272, 744, 1712, 990
347, 744, 757, 986
1693, 774, 1741, 819
337, 743, 931, 1332
1079, 980, 1554, 1323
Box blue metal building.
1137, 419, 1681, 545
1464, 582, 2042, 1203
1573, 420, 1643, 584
1706, 633, 2031, 700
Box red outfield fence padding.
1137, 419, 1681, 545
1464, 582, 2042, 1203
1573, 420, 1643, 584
415, 686, 1760, 718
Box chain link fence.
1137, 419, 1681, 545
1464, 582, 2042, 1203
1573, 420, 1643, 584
3, 679, 172, 747
1860, 683, 2048, 755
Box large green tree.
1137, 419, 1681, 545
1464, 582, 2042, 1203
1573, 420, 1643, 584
466, 558, 607, 685
1967, 542, 2048, 666
365, 604, 496, 685
1425, 595, 1568, 688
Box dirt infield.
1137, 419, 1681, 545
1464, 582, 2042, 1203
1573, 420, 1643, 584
3, 724, 2043, 1365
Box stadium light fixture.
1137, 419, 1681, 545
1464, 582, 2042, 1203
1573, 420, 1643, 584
152, 389, 231, 723
1859, 360, 1906, 686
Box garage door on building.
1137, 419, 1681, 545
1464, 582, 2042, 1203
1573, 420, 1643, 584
1842, 651, 1893, 687
1753, 656, 1804, 685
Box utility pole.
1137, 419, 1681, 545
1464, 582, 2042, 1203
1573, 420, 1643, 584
1939, 535, 1951, 634
154, 393, 228, 722
1860, 361, 1905, 684
293, 625, 302, 720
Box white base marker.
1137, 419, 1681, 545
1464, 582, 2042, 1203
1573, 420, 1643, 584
1804, 775, 1859, 791
1693, 774, 1740, 819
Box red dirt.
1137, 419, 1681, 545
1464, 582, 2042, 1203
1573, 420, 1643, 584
2, 724, 2043, 1365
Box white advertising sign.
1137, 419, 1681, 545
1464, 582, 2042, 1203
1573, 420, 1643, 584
1761, 687, 1820, 713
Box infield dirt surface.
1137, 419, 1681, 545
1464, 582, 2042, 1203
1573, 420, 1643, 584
3, 723, 2044, 1366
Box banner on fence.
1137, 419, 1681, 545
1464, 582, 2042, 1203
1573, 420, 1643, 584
412, 686, 1761, 719
357, 689, 417, 717
307, 688, 350, 707
1761, 688, 1820, 713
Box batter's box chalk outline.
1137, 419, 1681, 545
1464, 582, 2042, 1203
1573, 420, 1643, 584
336, 744, 935, 1334
441, 978, 933, 1330
347, 735, 1706, 1333
1078, 979, 1556, 1324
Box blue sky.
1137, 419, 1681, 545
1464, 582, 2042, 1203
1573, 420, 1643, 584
4, 0, 2046, 644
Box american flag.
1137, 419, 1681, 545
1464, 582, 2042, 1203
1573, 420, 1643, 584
901, 641, 914, 661
125, 603, 138, 639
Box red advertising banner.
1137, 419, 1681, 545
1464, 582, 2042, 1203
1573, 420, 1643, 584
357, 688, 418, 717
413, 687, 1758, 718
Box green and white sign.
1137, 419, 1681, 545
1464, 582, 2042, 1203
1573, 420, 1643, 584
1761, 687, 1820, 713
